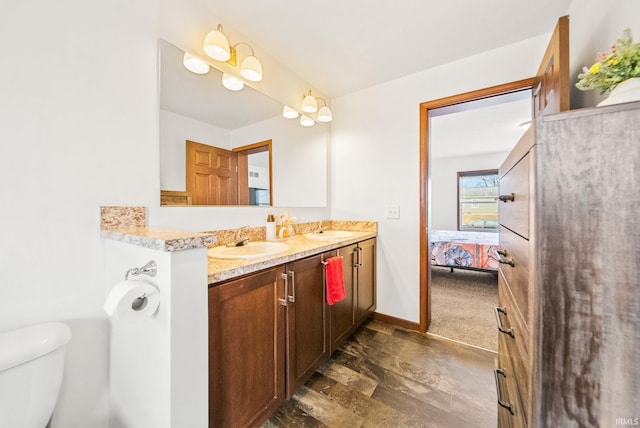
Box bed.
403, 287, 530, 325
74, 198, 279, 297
430, 229, 499, 272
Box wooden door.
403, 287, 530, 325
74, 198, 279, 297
186, 140, 238, 205
356, 238, 377, 323
532, 15, 570, 118
285, 253, 331, 397
330, 244, 357, 352
208, 267, 286, 427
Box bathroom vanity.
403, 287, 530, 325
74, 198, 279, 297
100, 212, 376, 428
207, 231, 376, 427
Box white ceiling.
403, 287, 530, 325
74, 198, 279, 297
203, 0, 573, 98
430, 92, 532, 159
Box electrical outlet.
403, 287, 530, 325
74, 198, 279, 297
386, 205, 400, 219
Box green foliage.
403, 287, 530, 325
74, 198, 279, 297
576, 29, 640, 94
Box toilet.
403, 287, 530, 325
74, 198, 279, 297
0, 322, 72, 428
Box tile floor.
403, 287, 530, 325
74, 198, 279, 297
263, 319, 497, 427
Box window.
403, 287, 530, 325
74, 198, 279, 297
458, 170, 499, 232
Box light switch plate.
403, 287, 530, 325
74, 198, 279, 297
386, 204, 400, 219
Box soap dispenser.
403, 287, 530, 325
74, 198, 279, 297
266, 213, 276, 240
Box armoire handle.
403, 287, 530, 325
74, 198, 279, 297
494, 307, 514, 338
498, 193, 515, 202
494, 368, 514, 415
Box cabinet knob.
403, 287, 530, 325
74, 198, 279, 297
498, 193, 515, 203
498, 256, 515, 267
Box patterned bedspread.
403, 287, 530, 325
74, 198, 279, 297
430, 230, 499, 271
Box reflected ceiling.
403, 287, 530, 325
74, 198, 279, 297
159, 39, 282, 130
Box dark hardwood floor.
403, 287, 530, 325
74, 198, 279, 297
263, 319, 497, 427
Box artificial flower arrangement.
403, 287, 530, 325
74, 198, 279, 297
576, 28, 640, 94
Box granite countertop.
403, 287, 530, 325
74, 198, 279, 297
100, 220, 377, 285
100, 227, 218, 252
207, 230, 376, 285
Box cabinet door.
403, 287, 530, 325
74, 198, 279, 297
356, 238, 377, 323
331, 244, 357, 352
209, 267, 286, 428
285, 253, 330, 397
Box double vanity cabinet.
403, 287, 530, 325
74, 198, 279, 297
208, 237, 376, 427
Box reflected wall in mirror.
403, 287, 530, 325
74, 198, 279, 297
159, 39, 328, 207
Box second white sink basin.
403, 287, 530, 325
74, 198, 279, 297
208, 241, 289, 259
306, 230, 355, 240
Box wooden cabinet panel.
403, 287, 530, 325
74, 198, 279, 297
285, 253, 331, 397
499, 153, 531, 240
331, 244, 357, 352
498, 272, 531, 423
208, 238, 377, 425
497, 333, 527, 428
498, 225, 530, 328
208, 267, 286, 428
356, 238, 376, 323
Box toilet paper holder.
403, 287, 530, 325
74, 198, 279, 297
124, 260, 157, 280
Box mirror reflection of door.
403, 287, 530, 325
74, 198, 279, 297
186, 140, 238, 205
182, 139, 273, 206
234, 140, 272, 206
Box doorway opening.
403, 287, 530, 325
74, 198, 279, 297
418, 79, 534, 340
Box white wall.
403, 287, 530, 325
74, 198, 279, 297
0, 1, 327, 427
160, 109, 232, 190
431, 152, 510, 231
330, 0, 638, 324
330, 35, 549, 323
231, 117, 328, 207
568, 0, 640, 108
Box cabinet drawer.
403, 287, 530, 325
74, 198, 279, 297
498, 225, 530, 328
497, 272, 530, 425
499, 152, 530, 239
496, 333, 527, 428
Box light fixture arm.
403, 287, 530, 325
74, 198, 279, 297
228, 42, 254, 66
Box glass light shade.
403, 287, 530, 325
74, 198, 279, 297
240, 55, 263, 82
317, 106, 333, 122
301, 94, 318, 113
203, 28, 231, 61
183, 52, 210, 74
222, 73, 244, 91
282, 105, 299, 119
300, 115, 314, 127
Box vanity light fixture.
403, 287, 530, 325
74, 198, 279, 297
300, 115, 315, 127
316, 98, 333, 123
232, 43, 263, 82
222, 73, 244, 91
182, 52, 210, 74
203, 24, 231, 61
281, 91, 333, 125
200, 24, 264, 91
301, 90, 318, 113
282, 105, 299, 119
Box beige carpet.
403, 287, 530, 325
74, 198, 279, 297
429, 266, 498, 351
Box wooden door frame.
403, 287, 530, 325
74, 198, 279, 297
233, 139, 273, 205
418, 78, 534, 332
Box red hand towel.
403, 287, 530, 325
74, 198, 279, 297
325, 256, 346, 305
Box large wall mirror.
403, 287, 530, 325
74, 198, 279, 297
159, 39, 328, 207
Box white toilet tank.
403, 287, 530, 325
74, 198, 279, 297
0, 322, 72, 428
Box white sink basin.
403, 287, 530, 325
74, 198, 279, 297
208, 241, 289, 259
306, 230, 355, 240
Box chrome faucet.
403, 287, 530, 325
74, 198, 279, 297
313, 220, 328, 234
228, 226, 250, 247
